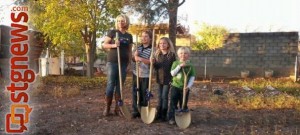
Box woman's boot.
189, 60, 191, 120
103, 96, 112, 116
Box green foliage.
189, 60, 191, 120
96, 52, 107, 60
222, 78, 300, 110
231, 78, 300, 96
226, 94, 300, 110
192, 23, 229, 50
28, 0, 123, 77
42, 76, 107, 89
29, 0, 121, 46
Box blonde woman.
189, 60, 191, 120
153, 37, 176, 121
102, 14, 133, 116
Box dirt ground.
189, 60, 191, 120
1, 78, 300, 135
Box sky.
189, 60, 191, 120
1, 0, 300, 34
177, 0, 300, 33
0, 1, 15, 25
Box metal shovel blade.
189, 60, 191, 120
120, 105, 131, 120
175, 111, 191, 129
141, 106, 156, 124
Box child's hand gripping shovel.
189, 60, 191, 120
141, 30, 156, 124
116, 32, 131, 120
175, 66, 192, 129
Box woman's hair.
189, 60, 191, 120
177, 46, 191, 55
155, 37, 175, 58
115, 14, 130, 30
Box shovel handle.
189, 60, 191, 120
116, 32, 123, 99
136, 61, 140, 88
147, 29, 155, 107
136, 61, 140, 106
182, 66, 191, 109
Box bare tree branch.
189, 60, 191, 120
178, 0, 185, 7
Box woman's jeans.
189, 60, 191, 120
168, 86, 190, 120
105, 62, 127, 97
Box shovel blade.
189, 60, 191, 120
141, 106, 156, 124
175, 112, 191, 129
120, 105, 131, 120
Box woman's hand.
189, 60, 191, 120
114, 40, 120, 48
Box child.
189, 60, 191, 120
131, 30, 153, 118
168, 47, 196, 125
153, 37, 176, 121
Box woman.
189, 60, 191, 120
102, 14, 133, 116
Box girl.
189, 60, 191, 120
153, 37, 176, 121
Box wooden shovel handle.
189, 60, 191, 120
116, 32, 123, 99
182, 66, 191, 109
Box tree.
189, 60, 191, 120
126, 0, 185, 48
192, 23, 229, 50
159, 0, 185, 49
27, 0, 123, 77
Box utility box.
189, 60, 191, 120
39, 57, 60, 76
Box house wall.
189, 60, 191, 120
0, 25, 44, 77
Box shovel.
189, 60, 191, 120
175, 66, 192, 129
141, 29, 156, 124
116, 32, 131, 120
136, 61, 140, 112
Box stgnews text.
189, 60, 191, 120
5, 5, 35, 134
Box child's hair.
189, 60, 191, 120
142, 30, 152, 40
177, 46, 191, 55
115, 14, 130, 30
155, 37, 175, 58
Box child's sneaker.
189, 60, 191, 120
182, 109, 189, 112
169, 119, 175, 125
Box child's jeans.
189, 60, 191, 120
168, 86, 190, 120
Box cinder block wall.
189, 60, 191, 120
189, 32, 299, 78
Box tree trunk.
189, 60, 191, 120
85, 31, 97, 78
90, 31, 97, 77
85, 44, 96, 78
85, 43, 92, 78
168, 0, 179, 49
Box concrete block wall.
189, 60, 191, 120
189, 32, 299, 78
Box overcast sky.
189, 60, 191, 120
178, 0, 300, 33
1, 0, 300, 34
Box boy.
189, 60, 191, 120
168, 47, 196, 125
131, 30, 153, 118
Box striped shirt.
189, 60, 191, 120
132, 44, 152, 78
